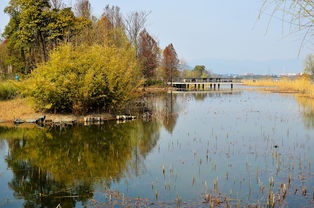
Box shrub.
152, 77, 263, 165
144, 79, 164, 87
0, 81, 18, 100
20, 43, 142, 114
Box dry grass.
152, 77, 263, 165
0, 98, 39, 121
0, 98, 114, 122
243, 77, 314, 98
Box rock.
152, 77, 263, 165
84, 117, 101, 122
36, 116, 46, 123
60, 118, 76, 124
116, 115, 136, 120
13, 119, 25, 124
25, 119, 37, 123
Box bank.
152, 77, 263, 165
0, 86, 171, 124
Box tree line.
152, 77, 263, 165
0, 0, 181, 82
0, 0, 182, 113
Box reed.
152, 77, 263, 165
243, 76, 314, 98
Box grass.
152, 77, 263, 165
243, 76, 314, 98
0, 81, 19, 100
0, 98, 37, 121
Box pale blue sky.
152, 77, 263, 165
0, 0, 312, 74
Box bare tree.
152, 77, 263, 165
102, 5, 124, 29
259, 0, 314, 53
75, 0, 92, 19
50, 0, 64, 9
304, 54, 314, 75
125, 11, 150, 50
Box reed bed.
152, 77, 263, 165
243, 77, 314, 98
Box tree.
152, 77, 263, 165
3, 0, 90, 73
138, 30, 160, 79
193, 65, 206, 77
304, 54, 314, 75
0, 41, 9, 74
125, 11, 150, 52
161, 44, 179, 83
260, 0, 313, 52
102, 5, 124, 29
49, 0, 64, 9
4, 0, 52, 72
75, 0, 92, 19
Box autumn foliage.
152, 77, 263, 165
138, 30, 160, 79
161, 44, 179, 82
19, 43, 141, 114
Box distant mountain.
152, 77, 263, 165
178, 63, 193, 70
189, 58, 303, 75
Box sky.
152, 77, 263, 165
0, 0, 312, 74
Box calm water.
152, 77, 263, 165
0, 90, 313, 208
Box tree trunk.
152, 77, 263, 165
39, 32, 48, 62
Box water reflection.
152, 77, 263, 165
1, 119, 161, 208
3, 90, 311, 208
296, 95, 314, 129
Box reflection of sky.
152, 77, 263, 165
0, 141, 23, 208
108, 91, 314, 206
0, 91, 313, 207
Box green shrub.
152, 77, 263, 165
144, 79, 164, 87
0, 81, 18, 100
20, 43, 142, 114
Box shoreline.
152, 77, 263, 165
2, 84, 312, 125
0, 86, 170, 124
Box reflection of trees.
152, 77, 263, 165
0, 119, 161, 207
6, 158, 92, 208
162, 92, 179, 134
141, 93, 180, 134
296, 96, 314, 129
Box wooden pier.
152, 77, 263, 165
167, 78, 243, 90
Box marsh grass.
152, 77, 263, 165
243, 76, 314, 98
0, 81, 18, 100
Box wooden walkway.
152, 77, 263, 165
167, 78, 243, 90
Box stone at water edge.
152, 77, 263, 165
13, 119, 25, 124
36, 116, 46, 123
25, 119, 37, 123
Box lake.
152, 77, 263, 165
0, 89, 313, 208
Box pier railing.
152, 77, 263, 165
167, 78, 243, 90
171, 78, 242, 83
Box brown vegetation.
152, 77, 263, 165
243, 75, 314, 98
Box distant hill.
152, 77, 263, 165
178, 63, 193, 70
189, 58, 303, 75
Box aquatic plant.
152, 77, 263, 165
243, 76, 314, 98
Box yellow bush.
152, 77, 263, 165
0, 81, 19, 100
20, 43, 142, 114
